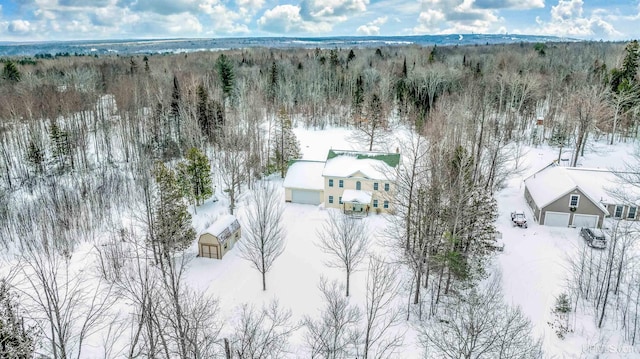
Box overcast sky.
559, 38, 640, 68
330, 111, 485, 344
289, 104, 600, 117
0, 0, 638, 42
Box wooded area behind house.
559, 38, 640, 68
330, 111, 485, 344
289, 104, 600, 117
0, 39, 639, 358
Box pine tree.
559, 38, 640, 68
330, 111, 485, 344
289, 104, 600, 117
216, 53, 235, 104
272, 108, 301, 178
152, 163, 195, 257
2, 61, 21, 83
177, 148, 213, 207
49, 120, 70, 173
196, 84, 212, 140
25, 140, 45, 175
268, 61, 278, 105
0, 280, 37, 358
353, 75, 364, 121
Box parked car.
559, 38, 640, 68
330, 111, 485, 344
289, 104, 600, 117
511, 210, 528, 228
580, 227, 607, 249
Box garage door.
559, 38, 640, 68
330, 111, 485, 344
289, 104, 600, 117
544, 211, 570, 227
291, 189, 321, 205
572, 214, 599, 228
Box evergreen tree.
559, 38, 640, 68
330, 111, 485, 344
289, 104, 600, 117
353, 75, 365, 121
621, 40, 639, 82
216, 53, 235, 103
196, 84, 212, 140
25, 140, 45, 175
152, 163, 195, 257
0, 280, 37, 359
49, 120, 71, 173
2, 61, 21, 83
268, 61, 278, 105
129, 57, 138, 74
272, 108, 301, 178
347, 49, 356, 65
177, 148, 213, 207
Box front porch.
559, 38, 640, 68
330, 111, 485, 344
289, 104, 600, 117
341, 189, 372, 217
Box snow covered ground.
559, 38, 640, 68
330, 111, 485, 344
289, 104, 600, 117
185, 127, 640, 358
182, 129, 640, 358
495, 140, 640, 358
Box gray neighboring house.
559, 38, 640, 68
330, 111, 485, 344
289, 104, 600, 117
524, 163, 639, 228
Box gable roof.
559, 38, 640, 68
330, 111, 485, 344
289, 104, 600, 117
524, 163, 640, 213
283, 160, 325, 191
202, 214, 241, 245
322, 150, 400, 180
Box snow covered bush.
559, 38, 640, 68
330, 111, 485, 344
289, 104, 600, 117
548, 293, 572, 339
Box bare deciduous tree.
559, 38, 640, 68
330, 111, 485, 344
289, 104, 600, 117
239, 183, 286, 291
361, 255, 404, 359
317, 211, 369, 297
303, 278, 361, 359
13, 239, 117, 359
229, 300, 296, 359
420, 274, 542, 359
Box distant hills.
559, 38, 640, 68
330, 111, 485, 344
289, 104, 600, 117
0, 34, 576, 57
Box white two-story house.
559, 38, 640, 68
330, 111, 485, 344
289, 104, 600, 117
284, 149, 400, 214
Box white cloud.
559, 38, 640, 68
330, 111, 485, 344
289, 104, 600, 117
531, 0, 620, 38
413, 0, 499, 34
236, 0, 265, 18
257, 4, 330, 33
356, 24, 379, 35
300, 0, 368, 21
258, 0, 366, 34
8, 19, 35, 34
473, 0, 544, 10
356, 16, 387, 35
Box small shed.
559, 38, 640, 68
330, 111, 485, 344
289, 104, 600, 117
198, 215, 241, 259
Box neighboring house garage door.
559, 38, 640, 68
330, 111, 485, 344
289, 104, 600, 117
572, 214, 599, 228
544, 211, 570, 227
291, 189, 321, 205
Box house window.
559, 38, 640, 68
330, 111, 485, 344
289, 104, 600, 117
384, 183, 390, 192
373, 199, 378, 208
383, 200, 389, 209
614, 205, 624, 218
329, 196, 334, 204
569, 194, 579, 207
356, 181, 361, 190
329, 179, 334, 187
374, 182, 379, 190
339, 180, 344, 188
628, 206, 637, 219
339, 197, 343, 204
224, 243, 228, 250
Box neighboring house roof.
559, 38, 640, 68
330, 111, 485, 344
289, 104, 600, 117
201, 214, 240, 245
322, 149, 400, 180
283, 160, 325, 191
524, 163, 640, 213
342, 189, 372, 203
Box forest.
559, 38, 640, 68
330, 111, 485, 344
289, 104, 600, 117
0, 39, 639, 358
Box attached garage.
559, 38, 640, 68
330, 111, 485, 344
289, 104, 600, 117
283, 160, 326, 206
291, 189, 323, 205
572, 214, 599, 228
544, 212, 570, 227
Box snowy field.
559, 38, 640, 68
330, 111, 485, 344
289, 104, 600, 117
183, 126, 640, 358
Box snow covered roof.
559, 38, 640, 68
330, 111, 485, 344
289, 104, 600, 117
283, 160, 325, 191
524, 163, 640, 212
322, 150, 399, 180
342, 189, 372, 204
202, 215, 241, 245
